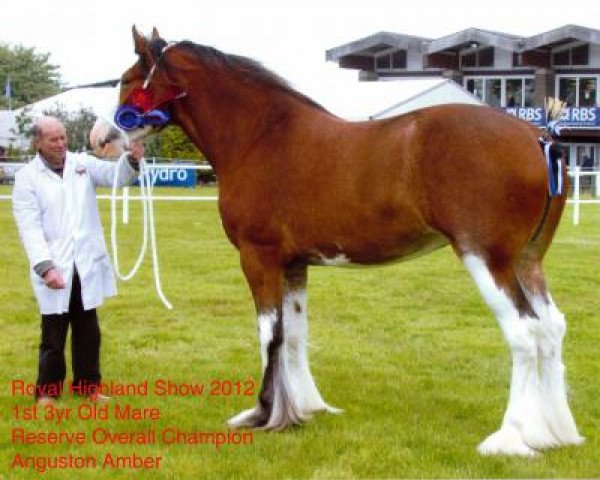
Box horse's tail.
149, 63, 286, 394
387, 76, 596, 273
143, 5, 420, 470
529, 97, 569, 245
528, 151, 569, 257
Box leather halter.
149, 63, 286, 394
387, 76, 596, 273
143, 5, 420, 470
114, 43, 186, 131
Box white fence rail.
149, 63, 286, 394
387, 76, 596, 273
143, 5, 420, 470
1, 163, 599, 225
567, 167, 600, 226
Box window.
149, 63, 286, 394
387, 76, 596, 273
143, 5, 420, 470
466, 78, 484, 100
524, 79, 535, 107
462, 52, 476, 67
478, 47, 494, 67
485, 79, 501, 107
558, 76, 600, 107
579, 78, 597, 107
506, 79, 522, 107
559, 77, 577, 106
375, 50, 406, 70
576, 146, 595, 170
466, 77, 535, 107
553, 50, 570, 66
552, 44, 589, 67
572, 44, 589, 65
460, 47, 495, 68
512, 52, 522, 67
391, 51, 407, 69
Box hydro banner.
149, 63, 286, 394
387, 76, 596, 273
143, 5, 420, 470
133, 164, 197, 188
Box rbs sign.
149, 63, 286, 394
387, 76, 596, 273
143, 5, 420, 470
504, 107, 545, 126
503, 107, 600, 127
133, 165, 197, 188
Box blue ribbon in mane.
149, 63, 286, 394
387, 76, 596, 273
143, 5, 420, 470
539, 138, 563, 197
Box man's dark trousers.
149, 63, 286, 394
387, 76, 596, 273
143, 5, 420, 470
36, 269, 101, 398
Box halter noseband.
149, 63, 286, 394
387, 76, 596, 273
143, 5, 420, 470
114, 43, 186, 131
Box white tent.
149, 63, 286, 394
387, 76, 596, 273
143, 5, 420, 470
0, 110, 19, 148
306, 78, 484, 121
3, 86, 120, 149
13, 86, 120, 121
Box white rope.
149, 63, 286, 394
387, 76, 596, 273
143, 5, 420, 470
111, 152, 173, 309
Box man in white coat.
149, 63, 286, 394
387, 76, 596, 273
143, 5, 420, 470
12, 116, 143, 404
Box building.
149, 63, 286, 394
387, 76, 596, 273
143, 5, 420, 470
326, 25, 600, 170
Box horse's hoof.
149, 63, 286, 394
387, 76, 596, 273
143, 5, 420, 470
227, 407, 267, 429
323, 404, 344, 415
477, 427, 537, 456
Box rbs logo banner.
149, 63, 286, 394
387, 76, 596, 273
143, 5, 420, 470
503, 107, 599, 127
504, 107, 545, 126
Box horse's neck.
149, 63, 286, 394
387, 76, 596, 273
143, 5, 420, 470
177, 76, 305, 173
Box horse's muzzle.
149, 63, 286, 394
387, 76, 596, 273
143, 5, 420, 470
114, 104, 171, 131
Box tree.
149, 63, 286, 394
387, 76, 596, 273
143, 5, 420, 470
0, 43, 61, 109
145, 125, 204, 160
10, 106, 96, 154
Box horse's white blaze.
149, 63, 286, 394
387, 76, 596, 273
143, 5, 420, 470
283, 288, 341, 416
462, 254, 581, 455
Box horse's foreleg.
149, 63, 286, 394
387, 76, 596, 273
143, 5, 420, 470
462, 254, 558, 456
227, 247, 304, 430
283, 263, 341, 417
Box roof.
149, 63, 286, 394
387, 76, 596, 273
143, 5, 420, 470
521, 24, 600, 51
426, 27, 520, 54
327, 24, 600, 64
326, 31, 430, 61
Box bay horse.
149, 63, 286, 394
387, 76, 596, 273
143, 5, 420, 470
107, 27, 584, 456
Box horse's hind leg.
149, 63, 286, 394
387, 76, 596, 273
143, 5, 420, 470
283, 262, 340, 417
516, 255, 584, 447
461, 253, 559, 456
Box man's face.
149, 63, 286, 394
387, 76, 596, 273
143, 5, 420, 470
37, 123, 67, 165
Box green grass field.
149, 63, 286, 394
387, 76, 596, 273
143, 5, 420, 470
0, 185, 599, 479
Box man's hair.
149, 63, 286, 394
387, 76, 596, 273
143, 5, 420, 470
30, 122, 44, 151
30, 123, 43, 143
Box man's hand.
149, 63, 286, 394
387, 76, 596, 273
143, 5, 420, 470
127, 141, 145, 163
43, 268, 65, 289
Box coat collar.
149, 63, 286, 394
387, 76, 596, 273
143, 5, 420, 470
34, 152, 78, 179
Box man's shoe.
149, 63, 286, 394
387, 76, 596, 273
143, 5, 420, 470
37, 396, 55, 406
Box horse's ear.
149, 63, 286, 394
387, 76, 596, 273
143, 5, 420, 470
151, 27, 162, 42
132, 25, 154, 65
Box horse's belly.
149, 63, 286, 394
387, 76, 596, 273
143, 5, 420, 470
308, 231, 448, 267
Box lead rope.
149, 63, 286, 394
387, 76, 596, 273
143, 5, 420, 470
111, 153, 173, 309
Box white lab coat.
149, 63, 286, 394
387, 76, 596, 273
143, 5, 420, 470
12, 152, 136, 315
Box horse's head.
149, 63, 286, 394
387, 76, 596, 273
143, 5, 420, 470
114, 26, 186, 140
